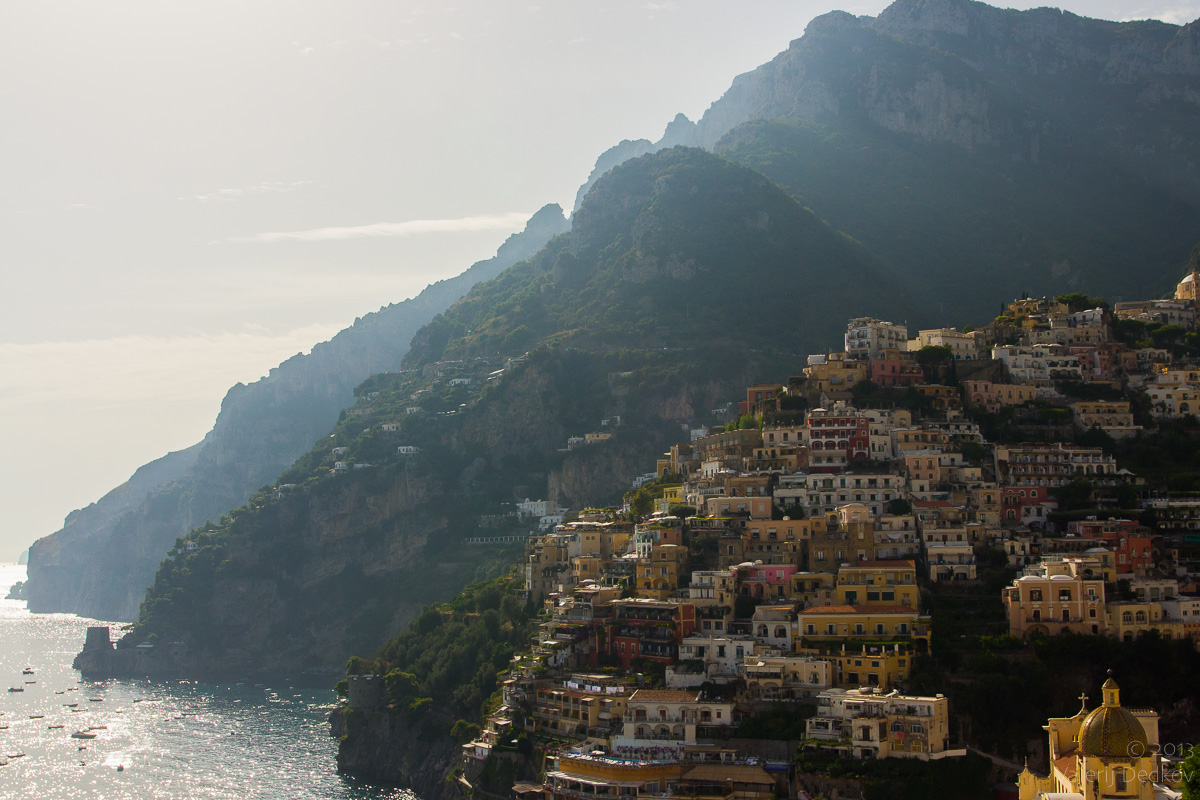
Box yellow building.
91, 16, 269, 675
527, 532, 574, 598
636, 543, 687, 601
834, 560, 920, 609
795, 605, 930, 648
534, 683, 630, 742
545, 752, 683, 800
1072, 401, 1141, 439
1002, 558, 1109, 637
803, 352, 868, 396
820, 643, 916, 689
963, 380, 1038, 414
742, 655, 833, 701
1017, 675, 1165, 800
1175, 268, 1200, 303
1105, 601, 1187, 642
573, 555, 602, 584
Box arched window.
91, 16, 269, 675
1123, 611, 1133, 623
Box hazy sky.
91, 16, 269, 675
1, 0, 1195, 562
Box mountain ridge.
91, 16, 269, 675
25, 205, 568, 621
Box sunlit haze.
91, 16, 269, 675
1, 0, 1195, 561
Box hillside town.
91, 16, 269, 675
342, 271, 1200, 800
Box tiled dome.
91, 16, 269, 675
1078, 677, 1147, 759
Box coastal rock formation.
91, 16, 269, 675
330, 707, 464, 800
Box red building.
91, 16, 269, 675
806, 410, 869, 468
1067, 518, 1154, 573
594, 599, 696, 668
869, 356, 924, 388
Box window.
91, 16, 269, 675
1030, 589, 1042, 602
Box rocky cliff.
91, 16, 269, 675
621, 0, 1199, 171
571, 0, 1200, 311
331, 707, 465, 800
26, 205, 568, 622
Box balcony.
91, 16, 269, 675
625, 712, 702, 724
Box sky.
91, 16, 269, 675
1, 0, 1196, 562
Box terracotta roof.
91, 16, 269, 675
802, 605, 858, 614
1051, 753, 1078, 781
629, 689, 699, 702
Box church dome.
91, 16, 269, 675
1078, 676, 1147, 759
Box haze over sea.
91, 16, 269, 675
0, 563, 412, 800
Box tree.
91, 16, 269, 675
917, 345, 954, 365
1181, 744, 1200, 799
1056, 292, 1109, 312
626, 487, 654, 520
1053, 478, 1095, 512
734, 595, 760, 619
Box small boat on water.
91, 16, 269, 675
22, 668, 34, 675
28, 715, 44, 720
71, 731, 96, 739
24, 680, 35, 684
7, 753, 25, 759
48, 724, 64, 729
7, 687, 23, 693
87, 725, 107, 730
88, 698, 103, 702
64, 703, 78, 707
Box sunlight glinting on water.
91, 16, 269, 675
0, 564, 415, 800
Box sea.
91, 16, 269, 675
0, 563, 415, 800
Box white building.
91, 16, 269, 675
912, 328, 979, 360
845, 317, 909, 361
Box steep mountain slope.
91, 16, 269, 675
100, 147, 897, 676
411, 147, 911, 364
26, 205, 568, 621
574, 0, 1200, 316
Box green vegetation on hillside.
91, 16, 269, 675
407, 147, 912, 368
344, 573, 534, 721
